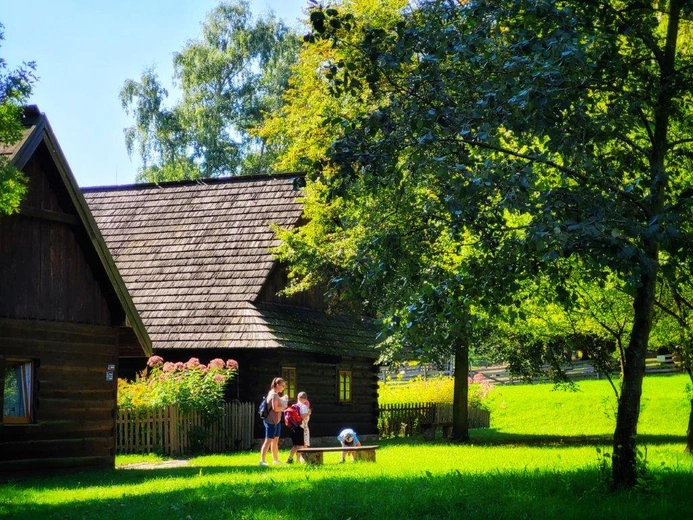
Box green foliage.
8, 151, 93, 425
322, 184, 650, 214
378, 374, 495, 411
117, 356, 238, 421
277, 0, 693, 487
0, 22, 35, 215
120, 0, 300, 181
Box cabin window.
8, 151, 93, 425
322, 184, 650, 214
2, 358, 35, 424
281, 367, 297, 400
338, 370, 352, 402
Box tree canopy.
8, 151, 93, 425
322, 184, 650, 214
120, 1, 300, 182
266, 0, 693, 488
0, 22, 35, 215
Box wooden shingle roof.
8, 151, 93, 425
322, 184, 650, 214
83, 175, 376, 357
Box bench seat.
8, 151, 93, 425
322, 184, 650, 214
297, 445, 380, 464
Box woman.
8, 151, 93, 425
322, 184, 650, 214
259, 377, 288, 466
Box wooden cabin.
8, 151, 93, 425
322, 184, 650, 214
83, 176, 380, 440
0, 106, 151, 476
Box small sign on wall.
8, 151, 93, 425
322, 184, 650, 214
106, 363, 115, 381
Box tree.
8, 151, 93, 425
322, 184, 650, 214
275, 0, 693, 488
266, 0, 504, 443
120, 1, 300, 182
0, 22, 35, 214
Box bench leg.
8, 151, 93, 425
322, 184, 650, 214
354, 450, 376, 462
301, 451, 323, 465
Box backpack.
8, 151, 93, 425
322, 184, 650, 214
258, 396, 272, 420
284, 403, 302, 428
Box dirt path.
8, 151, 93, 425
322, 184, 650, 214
119, 459, 191, 470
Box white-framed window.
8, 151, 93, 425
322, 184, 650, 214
2, 358, 36, 424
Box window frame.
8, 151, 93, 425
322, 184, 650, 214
338, 369, 352, 403
1, 357, 36, 425
281, 366, 297, 400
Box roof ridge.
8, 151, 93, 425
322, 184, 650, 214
82, 172, 306, 193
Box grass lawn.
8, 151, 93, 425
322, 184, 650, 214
1, 374, 691, 520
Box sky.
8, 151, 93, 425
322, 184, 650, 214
1, 1, 310, 188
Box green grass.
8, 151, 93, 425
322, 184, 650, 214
482, 373, 690, 439
1, 374, 691, 520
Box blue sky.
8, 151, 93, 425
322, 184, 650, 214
2, 1, 309, 187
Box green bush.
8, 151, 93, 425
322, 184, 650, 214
378, 374, 495, 411
118, 356, 238, 420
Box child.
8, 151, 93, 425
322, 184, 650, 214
286, 392, 311, 464
299, 391, 311, 447
337, 428, 361, 463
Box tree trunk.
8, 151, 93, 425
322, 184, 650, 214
611, 0, 683, 488
611, 275, 655, 488
451, 340, 470, 442
686, 399, 693, 455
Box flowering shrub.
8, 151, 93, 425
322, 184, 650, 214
468, 373, 494, 411
378, 373, 495, 411
118, 356, 239, 420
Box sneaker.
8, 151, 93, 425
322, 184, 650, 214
259, 461, 269, 467
286, 459, 294, 464
272, 460, 284, 465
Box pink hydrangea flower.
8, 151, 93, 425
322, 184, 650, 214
185, 358, 201, 369
174, 362, 185, 370
162, 362, 176, 373
147, 355, 164, 367
208, 358, 225, 371
213, 373, 227, 384
473, 373, 487, 383
226, 359, 239, 371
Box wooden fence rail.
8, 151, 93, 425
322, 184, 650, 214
117, 401, 488, 455
116, 402, 254, 456
378, 402, 490, 438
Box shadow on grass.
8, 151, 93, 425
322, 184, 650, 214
3, 465, 693, 520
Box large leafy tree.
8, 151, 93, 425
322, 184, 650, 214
120, 1, 300, 182
272, 0, 693, 488
0, 22, 35, 214
266, 0, 505, 442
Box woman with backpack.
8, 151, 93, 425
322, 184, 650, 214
259, 377, 288, 466
286, 392, 311, 464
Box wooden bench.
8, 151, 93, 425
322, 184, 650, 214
297, 445, 380, 465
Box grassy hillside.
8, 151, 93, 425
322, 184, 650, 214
484, 373, 690, 438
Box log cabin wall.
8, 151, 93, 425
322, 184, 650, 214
0, 136, 129, 476
0, 319, 119, 475
257, 264, 327, 310
132, 349, 380, 440
0, 146, 121, 325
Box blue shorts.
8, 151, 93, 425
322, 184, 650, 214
263, 421, 282, 439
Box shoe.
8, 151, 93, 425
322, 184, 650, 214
273, 460, 284, 465
259, 461, 269, 467
339, 460, 345, 464
286, 459, 294, 464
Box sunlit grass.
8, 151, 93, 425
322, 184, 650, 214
2, 373, 691, 520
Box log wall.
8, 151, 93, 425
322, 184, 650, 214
0, 319, 120, 476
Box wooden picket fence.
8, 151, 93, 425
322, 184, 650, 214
116, 402, 254, 456
378, 402, 490, 438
